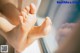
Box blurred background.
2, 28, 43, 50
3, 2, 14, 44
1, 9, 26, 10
36, 0, 80, 53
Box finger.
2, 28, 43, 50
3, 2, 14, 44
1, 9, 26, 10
29, 3, 36, 14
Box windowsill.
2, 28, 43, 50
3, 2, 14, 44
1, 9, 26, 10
21, 40, 42, 53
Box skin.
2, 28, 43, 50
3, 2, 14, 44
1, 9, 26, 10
0, 0, 20, 26
0, 3, 52, 53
